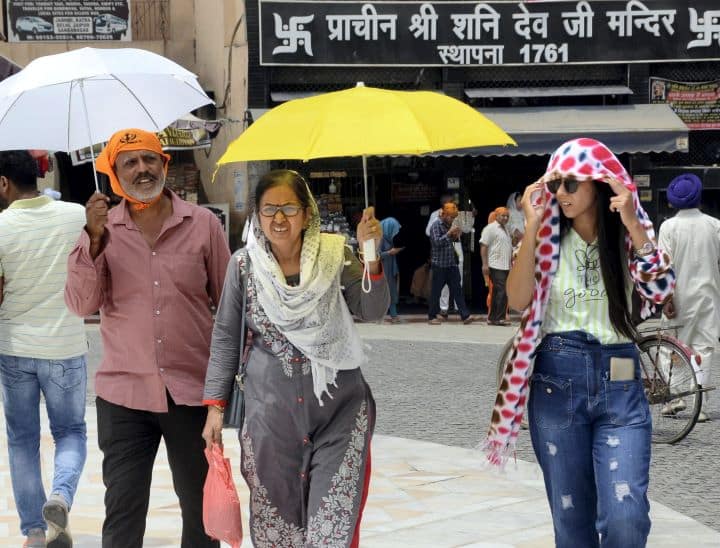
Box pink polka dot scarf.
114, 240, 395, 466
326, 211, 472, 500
481, 137, 675, 467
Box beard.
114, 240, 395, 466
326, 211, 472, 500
119, 171, 166, 202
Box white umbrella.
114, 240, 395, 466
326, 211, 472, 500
0, 47, 213, 191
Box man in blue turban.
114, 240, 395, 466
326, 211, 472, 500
659, 173, 720, 422
667, 173, 702, 209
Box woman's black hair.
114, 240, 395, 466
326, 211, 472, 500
253, 169, 312, 211
559, 180, 637, 341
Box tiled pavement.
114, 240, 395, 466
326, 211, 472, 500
2, 407, 719, 547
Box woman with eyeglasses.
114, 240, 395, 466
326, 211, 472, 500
482, 139, 675, 548
201, 169, 389, 547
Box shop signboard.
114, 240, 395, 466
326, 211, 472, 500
157, 126, 212, 151
391, 182, 436, 202
70, 143, 105, 166
6, 0, 131, 42
634, 174, 651, 188
259, 1, 720, 67
649, 77, 720, 130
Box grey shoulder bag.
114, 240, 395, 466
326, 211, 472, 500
222, 256, 251, 429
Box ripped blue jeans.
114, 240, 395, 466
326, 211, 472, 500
529, 331, 651, 548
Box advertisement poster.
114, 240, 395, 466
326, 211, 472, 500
650, 77, 720, 130
200, 203, 230, 241
391, 182, 436, 202
6, 0, 131, 42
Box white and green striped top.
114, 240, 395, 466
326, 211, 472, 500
542, 228, 631, 344
0, 195, 87, 359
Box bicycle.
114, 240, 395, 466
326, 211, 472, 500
495, 326, 714, 444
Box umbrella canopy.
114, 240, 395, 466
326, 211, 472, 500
218, 85, 515, 163
0, 47, 212, 153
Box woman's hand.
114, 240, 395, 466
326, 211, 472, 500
356, 207, 383, 249
520, 180, 546, 227
605, 176, 639, 229
202, 407, 224, 449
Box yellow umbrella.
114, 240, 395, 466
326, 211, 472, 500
218, 84, 516, 207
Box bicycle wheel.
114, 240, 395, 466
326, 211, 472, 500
638, 335, 701, 444
495, 336, 529, 429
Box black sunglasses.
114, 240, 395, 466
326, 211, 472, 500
546, 179, 581, 194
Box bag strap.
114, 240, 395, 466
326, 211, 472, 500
238, 252, 250, 378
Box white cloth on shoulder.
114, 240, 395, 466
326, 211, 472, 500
245, 197, 366, 405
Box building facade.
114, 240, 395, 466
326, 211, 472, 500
246, 0, 720, 308
0, 0, 251, 246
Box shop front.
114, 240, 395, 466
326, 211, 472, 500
246, 0, 720, 312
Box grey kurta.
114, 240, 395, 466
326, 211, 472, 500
204, 247, 389, 547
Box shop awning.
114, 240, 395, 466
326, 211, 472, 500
248, 104, 689, 157
270, 90, 325, 102
464, 85, 632, 98
451, 104, 689, 156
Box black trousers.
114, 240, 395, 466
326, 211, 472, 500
429, 265, 470, 320
96, 395, 219, 548
489, 268, 509, 323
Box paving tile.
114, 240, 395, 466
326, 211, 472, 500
1, 406, 718, 547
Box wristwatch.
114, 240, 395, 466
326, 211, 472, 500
634, 242, 655, 257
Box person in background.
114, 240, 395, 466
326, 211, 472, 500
380, 216, 404, 323
428, 202, 476, 325
202, 169, 388, 547
506, 191, 525, 246
484, 209, 497, 305
659, 173, 720, 423
484, 138, 675, 548
0, 150, 88, 548
480, 207, 513, 326
425, 193, 473, 317
64, 129, 230, 548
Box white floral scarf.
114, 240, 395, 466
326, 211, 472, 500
245, 190, 366, 405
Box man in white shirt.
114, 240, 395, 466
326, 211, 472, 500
659, 173, 720, 423
480, 207, 513, 326
425, 194, 473, 317
0, 150, 87, 547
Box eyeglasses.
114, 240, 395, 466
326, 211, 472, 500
546, 179, 581, 194
259, 204, 302, 217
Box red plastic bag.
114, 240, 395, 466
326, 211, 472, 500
203, 443, 243, 548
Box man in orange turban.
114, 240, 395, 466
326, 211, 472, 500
65, 128, 230, 547
95, 128, 171, 211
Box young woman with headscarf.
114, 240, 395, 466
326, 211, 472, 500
202, 170, 389, 547
379, 216, 403, 323
483, 139, 675, 548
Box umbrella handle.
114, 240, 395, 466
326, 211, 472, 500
360, 239, 375, 294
